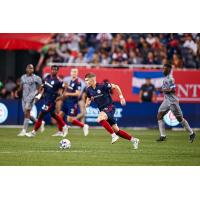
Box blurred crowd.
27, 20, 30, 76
1, 33, 200, 99
35, 33, 200, 71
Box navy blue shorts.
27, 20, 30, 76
101, 104, 116, 126
41, 102, 56, 114
62, 100, 78, 117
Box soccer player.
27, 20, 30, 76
15, 64, 45, 136
25, 65, 68, 137
156, 63, 196, 142
84, 73, 140, 149
58, 68, 89, 136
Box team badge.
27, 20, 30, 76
51, 81, 54, 85
71, 83, 75, 87
97, 89, 101, 94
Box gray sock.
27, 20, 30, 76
180, 119, 193, 135
158, 120, 166, 137
23, 118, 30, 132
30, 115, 37, 123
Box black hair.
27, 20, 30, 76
51, 65, 59, 70
163, 63, 172, 69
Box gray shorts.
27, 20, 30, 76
158, 99, 183, 118
22, 99, 34, 112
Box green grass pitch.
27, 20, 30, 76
0, 126, 199, 166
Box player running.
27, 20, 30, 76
57, 68, 89, 137
84, 73, 139, 149
25, 65, 68, 137
157, 63, 196, 142
15, 64, 45, 136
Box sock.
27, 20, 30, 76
117, 129, 132, 141
99, 120, 114, 135
158, 120, 166, 137
23, 118, 30, 132
72, 119, 84, 128
30, 115, 37, 123
34, 119, 42, 131
180, 119, 193, 135
53, 114, 66, 130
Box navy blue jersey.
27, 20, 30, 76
43, 75, 64, 103
86, 82, 113, 110
66, 78, 81, 102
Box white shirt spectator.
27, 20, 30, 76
183, 39, 198, 55
96, 33, 113, 42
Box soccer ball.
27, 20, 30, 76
59, 139, 71, 150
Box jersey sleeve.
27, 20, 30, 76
86, 88, 91, 99
75, 81, 82, 91
168, 77, 176, 89
103, 82, 112, 92
36, 76, 42, 85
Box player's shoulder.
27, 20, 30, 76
168, 74, 175, 82
57, 76, 63, 82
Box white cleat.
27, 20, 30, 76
111, 134, 119, 144
132, 138, 140, 149
52, 131, 64, 137
63, 125, 69, 137
40, 121, 45, 133
17, 129, 26, 137
83, 124, 89, 136
25, 131, 36, 138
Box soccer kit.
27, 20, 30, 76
42, 74, 64, 114
62, 78, 81, 117
20, 74, 42, 111
158, 74, 183, 118
86, 82, 117, 125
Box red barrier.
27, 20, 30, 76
43, 66, 200, 103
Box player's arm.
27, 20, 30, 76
64, 90, 81, 98
85, 97, 91, 108
15, 83, 22, 98
111, 83, 126, 106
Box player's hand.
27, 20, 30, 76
15, 91, 19, 98
120, 97, 126, 106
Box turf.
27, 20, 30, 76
0, 126, 199, 166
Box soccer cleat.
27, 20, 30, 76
111, 134, 119, 144
40, 121, 45, 133
132, 138, 140, 149
83, 124, 89, 136
25, 131, 36, 138
156, 136, 167, 142
189, 132, 196, 143
17, 129, 26, 137
63, 125, 69, 137
52, 131, 64, 137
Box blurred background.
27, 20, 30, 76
0, 33, 200, 128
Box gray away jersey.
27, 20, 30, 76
21, 74, 42, 102
162, 74, 179, 103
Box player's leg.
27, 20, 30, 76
170, 103, 196, 142
157, 100, 170, 141
18, 100, 31, 136
76, 99, 86, 123
112, 124, 140, 149
97, 111, 119, 144
66, 102, 89, 136
51, 111, 68, 137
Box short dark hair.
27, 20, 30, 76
27, 64, 34, 68
85, 73, 96, 79
51, 65, 59, 70
163, 63, 172, 69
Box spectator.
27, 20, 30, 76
172, 53, 183, 69
183, 34, 198, 55
139, 78, 157, 102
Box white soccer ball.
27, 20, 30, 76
59, 139, 71, 150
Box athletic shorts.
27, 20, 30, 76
41, 102, 56, 114
62, 100, 78, 117
158, 99, 183, 118
101, 104, 117, 126
22, 99, 34, 112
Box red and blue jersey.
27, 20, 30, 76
66, 78, 81, 102
43, 75, 64, 104
86, 82, 113, 110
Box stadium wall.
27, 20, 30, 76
0, 100, 199, 128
